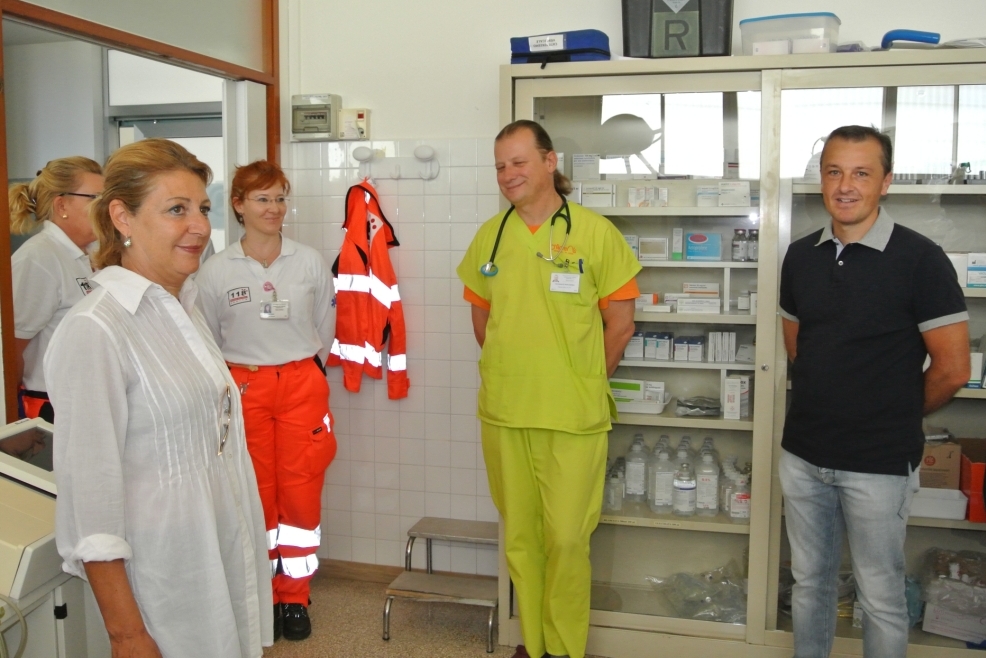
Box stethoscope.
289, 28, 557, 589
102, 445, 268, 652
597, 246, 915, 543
479, 199, 572, 277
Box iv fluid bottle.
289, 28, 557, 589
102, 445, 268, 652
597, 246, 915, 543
625, 443, 647, 504
648, 450, 675, 514
696, 453, 719, 516
730, 476, 751, 524
672, 462, 697, 516
603, 474, 624, 512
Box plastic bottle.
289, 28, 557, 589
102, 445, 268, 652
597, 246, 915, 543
604, 473, 624, 512
648, 450, 675, 514
672, 462, 697, 516
730, 476, 751, 524
748, 229, 759, 261
624, 443, 647, 504
696, 453, 720, 516
731, 229, 748, 262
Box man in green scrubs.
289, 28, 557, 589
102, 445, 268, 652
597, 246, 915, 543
457, 120, 640, 658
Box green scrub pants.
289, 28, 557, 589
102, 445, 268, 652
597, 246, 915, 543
481, 422, 608, 658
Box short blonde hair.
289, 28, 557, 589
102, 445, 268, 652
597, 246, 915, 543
92, 139, 212, 269
8, 157, 102, 234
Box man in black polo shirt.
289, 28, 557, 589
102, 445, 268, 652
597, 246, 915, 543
779, 125, 970, 658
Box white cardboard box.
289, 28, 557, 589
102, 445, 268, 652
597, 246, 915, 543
923, 603, 986, 644
676, 298, 721, 314
718, 181, 751, 207
723, 377, 742, 420
947, 252, 968, 287
968, 253, 986, 287
910, 488, 968, 520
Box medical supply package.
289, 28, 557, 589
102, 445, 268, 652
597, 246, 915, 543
511, 29, 611, 67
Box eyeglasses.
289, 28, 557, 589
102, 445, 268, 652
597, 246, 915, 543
60, 192, 99, 200
246, 196, 290, 207
217, 384, 231, 456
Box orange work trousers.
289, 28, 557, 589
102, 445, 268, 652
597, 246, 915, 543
230, 358, 337, 605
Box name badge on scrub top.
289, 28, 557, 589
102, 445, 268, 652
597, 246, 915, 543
260, 300, 290, 319
549, 272, 580, 294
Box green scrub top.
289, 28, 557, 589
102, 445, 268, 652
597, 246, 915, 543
457, 202, 641, 435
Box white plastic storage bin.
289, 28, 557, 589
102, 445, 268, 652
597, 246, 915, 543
910, 488, 968, 521
739, 12, 840, 56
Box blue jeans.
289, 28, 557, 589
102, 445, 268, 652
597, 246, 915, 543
779, 449, 919, 658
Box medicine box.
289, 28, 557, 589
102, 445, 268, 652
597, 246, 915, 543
723, 377, 742, 420
624, 331, 644, 360
638, 237, 669, 261
968, 253, 986, 287
671, 228, 683, 260
969, 352, 985, 388
673, 337, 689, 361
582, 183, 615, 208
923, 603, 986, 645
682, 282, 720, 295
643, 332, 659, 360
624, 234, 639, 259
947, 253, 968, 288
685, 232, 722, 261
696, 186, 718, 207
718, 181, 751, 207
609, 378, 645, 402
654, 333, 672, 360
959, 438, 986, 522
676, 298, 721, 314
910, 488, 968, 520
635, 293, 660, 308
920, 441, 962, 489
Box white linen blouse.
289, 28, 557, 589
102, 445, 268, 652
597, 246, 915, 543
44, 266, 273, 657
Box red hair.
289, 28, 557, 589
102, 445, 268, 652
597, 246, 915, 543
230, 160, 291, 224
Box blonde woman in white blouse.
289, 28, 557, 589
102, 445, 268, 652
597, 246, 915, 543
44, 139, 272, 657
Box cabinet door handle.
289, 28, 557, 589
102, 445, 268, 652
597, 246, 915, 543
761, 364, 770, 371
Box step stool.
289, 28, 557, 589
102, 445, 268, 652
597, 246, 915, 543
383, 517, 499, 652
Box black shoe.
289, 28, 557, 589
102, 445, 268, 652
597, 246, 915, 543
273, 603, 282, 641
282, 603, 311, 641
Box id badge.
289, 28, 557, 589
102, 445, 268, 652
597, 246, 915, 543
260, 299, 290, 320
549, 272, 580, 294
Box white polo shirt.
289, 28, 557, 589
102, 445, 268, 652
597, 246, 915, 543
195, 236, 333, 366
12, 221, 93, 391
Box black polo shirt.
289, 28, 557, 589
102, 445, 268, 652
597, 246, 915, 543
779, 209, 968, 475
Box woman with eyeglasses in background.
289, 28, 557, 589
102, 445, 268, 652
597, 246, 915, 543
8, 157, 102, 422
196, 160, 336, 642
45, 139, 272, 657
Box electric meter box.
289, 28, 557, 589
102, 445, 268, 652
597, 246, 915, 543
291, 94, 342, 141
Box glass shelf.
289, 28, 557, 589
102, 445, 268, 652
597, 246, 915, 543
638, 260, 759, 269
634, 311, 758, 325
616, 409, 753, 431
600, 505, 751, 535
599, 207, 759, 217
590, 583, 747, 640
908, 516, 986, 531
619, 359, 756, 371
793, 183, 986, 196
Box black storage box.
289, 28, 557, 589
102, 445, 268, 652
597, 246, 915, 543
622, 0, 733, 58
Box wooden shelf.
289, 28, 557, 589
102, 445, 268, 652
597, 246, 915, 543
954, 388, 986, 399
638, 260, 759, 269
616, 409, 753, 431
619, 360, 756, 371
598, 207, 759, 217
600, 506, 751, 534
634, 311, 758, 325
793, 183, 986, 196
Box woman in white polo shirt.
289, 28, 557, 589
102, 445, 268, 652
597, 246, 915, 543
196, 160, 336, 643
8, 157, 103, 421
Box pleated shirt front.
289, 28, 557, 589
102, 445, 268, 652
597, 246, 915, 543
45, 266, 273, 657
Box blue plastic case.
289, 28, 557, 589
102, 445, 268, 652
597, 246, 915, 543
510, 29, 611, 68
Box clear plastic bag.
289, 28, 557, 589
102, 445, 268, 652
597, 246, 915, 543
646, 560, 747, 624
920, 548, 986, 617
675, 396, 722, 417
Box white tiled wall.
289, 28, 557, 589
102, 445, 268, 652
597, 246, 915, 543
282, 138, 500, 575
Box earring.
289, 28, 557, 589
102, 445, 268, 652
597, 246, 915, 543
61, 215, 68, 219
123, 236, 132, 248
